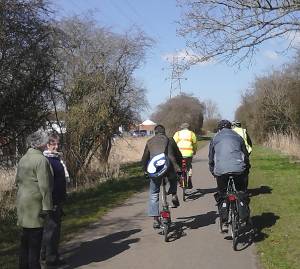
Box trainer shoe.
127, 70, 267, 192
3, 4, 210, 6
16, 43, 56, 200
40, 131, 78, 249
153, 218, 161, 229
172, 194, 180, 207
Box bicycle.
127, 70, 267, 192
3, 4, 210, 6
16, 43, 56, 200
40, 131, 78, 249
219, 175, 252, 250
159, 176, 171, 242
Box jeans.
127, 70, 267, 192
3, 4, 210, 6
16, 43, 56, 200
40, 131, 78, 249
41, 205, 62, 262
19, 227, 43, 269
148, 170, 178, 216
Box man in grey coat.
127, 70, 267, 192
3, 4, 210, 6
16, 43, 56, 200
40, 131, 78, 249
208, 120, 250, 222
15, 130, 53, 269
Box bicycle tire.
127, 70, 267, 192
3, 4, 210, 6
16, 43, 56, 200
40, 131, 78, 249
231, 203, 239, 250
163, 223, 169, 242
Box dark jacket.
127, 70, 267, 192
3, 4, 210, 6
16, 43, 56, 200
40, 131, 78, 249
46, 156, 67, 205
141, 134, 181, 173
208, 128, 250, 176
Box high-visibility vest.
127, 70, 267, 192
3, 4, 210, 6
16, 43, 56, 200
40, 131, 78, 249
232, 127, 252, 154
173, 129, 197, 157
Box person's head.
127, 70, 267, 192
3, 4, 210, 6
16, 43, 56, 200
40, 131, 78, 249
217, 120, 232, 131
154, 124, 166, 135
26, 129, 49, 151
47, 132, 60, 152
180, 122, 190, 130
232, 120, 241, 128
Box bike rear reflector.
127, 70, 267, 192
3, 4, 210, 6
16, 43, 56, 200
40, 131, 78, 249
161, 211, 170, 219
228, 194, 237, 201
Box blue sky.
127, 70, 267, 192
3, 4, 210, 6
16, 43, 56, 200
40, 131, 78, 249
51, 0, 297, 121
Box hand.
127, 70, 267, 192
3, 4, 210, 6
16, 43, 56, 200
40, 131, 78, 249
39, 210, 53, 219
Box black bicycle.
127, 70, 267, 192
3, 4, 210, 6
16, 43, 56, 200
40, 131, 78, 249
219, 175, 253, 250
159, 176, 171, 242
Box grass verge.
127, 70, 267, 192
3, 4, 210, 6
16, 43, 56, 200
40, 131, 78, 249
0, 162, 146, 269
250, 146, 300, 269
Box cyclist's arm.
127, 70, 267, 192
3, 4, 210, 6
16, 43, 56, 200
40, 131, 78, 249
246, 131, 253, 147
208, 140, 215, 175
173, 132, 179, 143
141, 144, 150, 172
240, 138, 250, 169
192, 132, 198, 154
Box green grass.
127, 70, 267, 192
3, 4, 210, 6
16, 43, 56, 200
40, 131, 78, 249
250, 146, 300, 269
0, 162, 146, 269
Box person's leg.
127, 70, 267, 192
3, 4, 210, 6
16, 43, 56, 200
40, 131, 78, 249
148, 178, 161, 217
28, 228, 43, 269
45, 206, 62, 263
216, 175, 229, 222
186, 157, 193, 189
19, 228, 29, 269
167, 170, 180, 207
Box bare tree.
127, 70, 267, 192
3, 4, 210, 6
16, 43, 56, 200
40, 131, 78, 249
55, 17, 151, 182
202, 100, 221, 132
177, 0, 300, 65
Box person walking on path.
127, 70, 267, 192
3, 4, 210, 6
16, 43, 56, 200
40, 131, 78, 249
173, 123, 197, 189
141, 124, 182, 229
15, 130, 53, 269
41, 132, 68, 267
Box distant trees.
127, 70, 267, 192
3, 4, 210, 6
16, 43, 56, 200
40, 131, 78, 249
177, 0, 300, 65
151, 94, 204, 135
235, 53, 300, 142
202, 100, 221, 132
0, 0, 58, 156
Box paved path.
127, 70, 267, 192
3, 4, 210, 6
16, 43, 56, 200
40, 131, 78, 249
62, 144, 258, 269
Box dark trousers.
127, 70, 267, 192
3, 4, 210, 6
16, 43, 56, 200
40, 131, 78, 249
216, 173, 247, 195
41, 205, 62, 262
19, 227, 43, 269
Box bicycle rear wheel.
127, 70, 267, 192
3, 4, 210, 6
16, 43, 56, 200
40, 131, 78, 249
230, 203, 239, 250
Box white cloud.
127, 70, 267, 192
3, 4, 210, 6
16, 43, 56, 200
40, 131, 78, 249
264, 50, 279, 60
162, 49, 213, 66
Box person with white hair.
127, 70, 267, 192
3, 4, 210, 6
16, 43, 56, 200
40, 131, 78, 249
15, 129, 53, 269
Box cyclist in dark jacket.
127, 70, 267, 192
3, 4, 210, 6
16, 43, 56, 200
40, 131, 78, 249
141, 125, 181, 228
209, 120, 250, 222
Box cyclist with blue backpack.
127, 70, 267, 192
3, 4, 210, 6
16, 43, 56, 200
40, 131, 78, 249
141, 125, 182, 229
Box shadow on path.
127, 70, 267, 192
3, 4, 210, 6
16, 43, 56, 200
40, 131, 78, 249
248, 186, 272, 197
251, 212, 280, 242
65, 229, 141, 268
184, 187, 218, 201
168, 211, 218, 242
